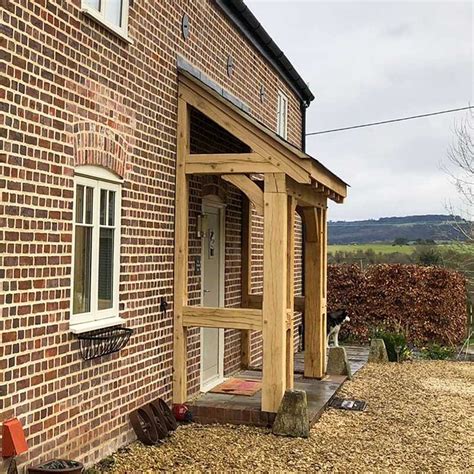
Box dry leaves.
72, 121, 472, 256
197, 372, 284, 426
327, 264, 467, 344
98, 361, 473, 473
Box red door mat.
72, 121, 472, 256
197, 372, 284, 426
210, 378, 262, 396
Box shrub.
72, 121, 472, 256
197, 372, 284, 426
420, 343, 455, 360
328, 264, 467, 345
372, 328, 410, 362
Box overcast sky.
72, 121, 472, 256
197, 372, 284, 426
247, 0, 473, 221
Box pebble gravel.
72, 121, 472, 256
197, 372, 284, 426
94, 361, 473, 473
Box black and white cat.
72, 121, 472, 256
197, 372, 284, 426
327, 309, 350, 347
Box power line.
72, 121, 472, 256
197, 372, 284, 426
306, 105, 474, 136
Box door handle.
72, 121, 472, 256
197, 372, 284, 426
203, 290, 211, 293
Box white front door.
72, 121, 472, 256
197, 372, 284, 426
201, 201, 225, 391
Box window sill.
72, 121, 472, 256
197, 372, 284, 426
82, 7, 134, 45
70, 316, 125, 334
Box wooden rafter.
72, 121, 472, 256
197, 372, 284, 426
286, 178, 327, 209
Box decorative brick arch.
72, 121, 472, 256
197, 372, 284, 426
72, 121, 130, 178
201, 176, 228, 202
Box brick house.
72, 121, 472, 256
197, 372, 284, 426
0, 0, 347, 469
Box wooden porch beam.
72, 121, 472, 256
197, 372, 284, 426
182, 306, 263, 331
185, 153, 281, 175
247, 294, 305, 313
262, 173, 288, 413
173, 98, 190, 404
222, 174, 264, 215
286, 178, 327, 209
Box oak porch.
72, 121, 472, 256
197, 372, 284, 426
173, 73, 347, 413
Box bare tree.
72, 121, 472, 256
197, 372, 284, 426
444, 112, 474, 343
445, 111, 473, 242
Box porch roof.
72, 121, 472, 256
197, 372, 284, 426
179, 71, 348, 203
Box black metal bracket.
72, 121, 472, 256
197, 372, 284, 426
160, 298, 168, 315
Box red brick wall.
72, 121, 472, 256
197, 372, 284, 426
1, 0, 305, 468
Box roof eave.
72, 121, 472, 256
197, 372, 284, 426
214, 0, 315, 104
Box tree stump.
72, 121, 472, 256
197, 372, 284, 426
327, 346, 352, 380
368, 338, 389, 363
272, 389, 309, 438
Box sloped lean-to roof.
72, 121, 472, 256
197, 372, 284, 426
215, 0, 315, 104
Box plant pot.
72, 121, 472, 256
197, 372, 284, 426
28, 460, 84, 474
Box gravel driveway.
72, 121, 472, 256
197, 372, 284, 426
95, 361, 473, 473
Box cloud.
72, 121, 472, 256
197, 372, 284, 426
247, 0, 473, 220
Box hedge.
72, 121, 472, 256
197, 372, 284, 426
327, 264, 468, 345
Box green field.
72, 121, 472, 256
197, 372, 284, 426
329, 243, 414, 254
328, 243, 474, 255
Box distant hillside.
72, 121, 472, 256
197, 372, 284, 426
328, 215, 470, 244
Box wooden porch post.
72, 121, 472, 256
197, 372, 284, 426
262, 173, 288, 413
173, 97, 190, 403
321, 207, 328, 372
241, 197, 252, 369
302, 205, 328, 378
286, 195, 296, 389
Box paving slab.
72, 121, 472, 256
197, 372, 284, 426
187, 346, 369, 427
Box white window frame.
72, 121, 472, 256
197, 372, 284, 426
81, 0, 132, 43
70, 166, 123, 334
277, 91, 289, 140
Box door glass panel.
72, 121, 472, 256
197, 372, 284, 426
108, 191, 115, 226
83, 0, 101, 11
100, 189, 107, 226
104, 0, 122, 27
75, 185, 84, 224
73, 226, 92, 314
98, 227, 114, 310
85, 187, 94, 224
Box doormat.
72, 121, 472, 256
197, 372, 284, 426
210, 378, 262, 396
330, 397, 367, 411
